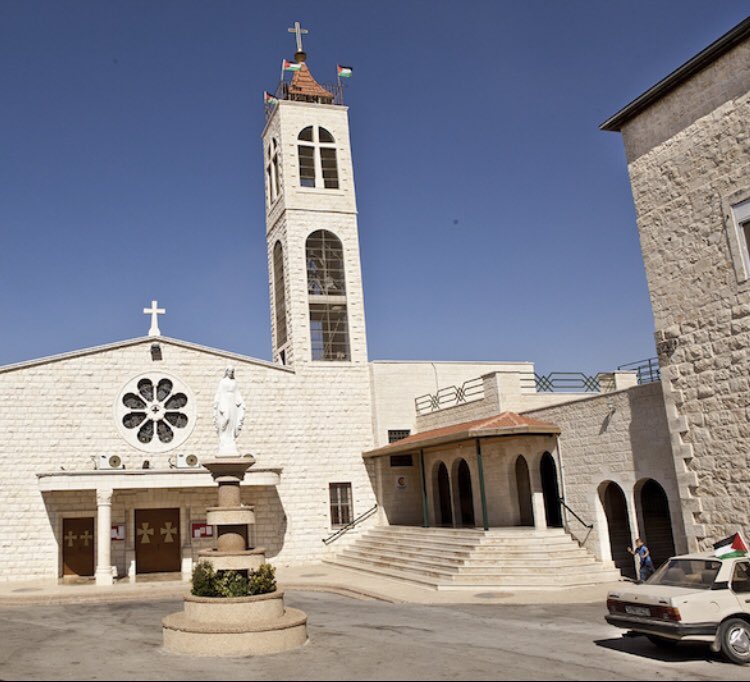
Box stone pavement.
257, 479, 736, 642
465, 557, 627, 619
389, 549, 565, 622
0, 562, 624, 606
0, 592, 745, 680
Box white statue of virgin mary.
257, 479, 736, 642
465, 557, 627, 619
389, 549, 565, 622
213, 367, 246, 456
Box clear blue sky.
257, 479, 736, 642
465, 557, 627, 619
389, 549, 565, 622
1, 2, 747, 373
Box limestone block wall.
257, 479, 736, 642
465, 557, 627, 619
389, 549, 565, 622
523, 382, 683, 559
0, 337, 376, 581
619, 45, 750, 549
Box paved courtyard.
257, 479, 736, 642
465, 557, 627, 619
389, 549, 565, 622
0, 591, 746, 680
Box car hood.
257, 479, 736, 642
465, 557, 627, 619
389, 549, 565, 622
608, 584, 706, 605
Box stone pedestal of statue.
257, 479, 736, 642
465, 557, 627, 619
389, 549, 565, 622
162, 455, 308, 656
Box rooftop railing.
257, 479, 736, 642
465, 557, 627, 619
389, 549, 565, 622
265, 80, 346, 120
414, 357, 661, 415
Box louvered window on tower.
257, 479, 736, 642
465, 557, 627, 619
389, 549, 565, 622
298, 145, 316, 187
306, 230, 350, 361
297, 126, 339, 190
266, 138, 282, 202
273, 241, 287, 350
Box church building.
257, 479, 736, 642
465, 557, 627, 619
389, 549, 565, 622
1, 20, 746, 590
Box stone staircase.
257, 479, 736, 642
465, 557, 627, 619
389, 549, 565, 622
324, 526, 623, 590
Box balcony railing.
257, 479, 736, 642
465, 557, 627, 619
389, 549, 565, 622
415, 376, 485, 416
617, 357, 661, 384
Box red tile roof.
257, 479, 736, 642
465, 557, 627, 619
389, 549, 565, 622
363, 411, 560, 459
287, 63, 334, 102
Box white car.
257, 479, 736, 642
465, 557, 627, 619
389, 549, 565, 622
606, 552, 750, 665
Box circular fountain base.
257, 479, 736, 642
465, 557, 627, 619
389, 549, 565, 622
162, 591, 308, 657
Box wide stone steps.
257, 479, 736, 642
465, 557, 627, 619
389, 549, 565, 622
326, 526, 623, 590
340, 545, 601, 570
329, 556, 620, 589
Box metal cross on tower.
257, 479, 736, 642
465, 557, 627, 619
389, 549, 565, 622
288, 21, 308, 53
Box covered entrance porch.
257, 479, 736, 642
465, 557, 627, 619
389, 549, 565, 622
364, 412, 564, 532
37, 466, 281, 585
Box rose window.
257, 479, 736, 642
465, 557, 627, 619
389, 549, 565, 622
115, 372, 196, 452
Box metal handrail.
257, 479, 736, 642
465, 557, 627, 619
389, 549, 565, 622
617, 357, 660, 384
322, 504, 378, 545
559, 497, 593, 529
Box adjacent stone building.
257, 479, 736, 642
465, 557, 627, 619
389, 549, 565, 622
601, 17, 750, 553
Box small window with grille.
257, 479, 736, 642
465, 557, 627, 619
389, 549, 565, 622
329, 482, 353, 527
388, 429, 411, 443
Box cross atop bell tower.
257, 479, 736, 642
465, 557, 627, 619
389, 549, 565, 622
288, 21, 309, 62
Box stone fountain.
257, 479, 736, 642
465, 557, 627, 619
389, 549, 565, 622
162, 368, 308, 656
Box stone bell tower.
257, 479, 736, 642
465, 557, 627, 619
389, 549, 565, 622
262, 23, 368, 368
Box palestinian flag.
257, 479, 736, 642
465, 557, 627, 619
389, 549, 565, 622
337, 65, 353, 78
264, 91, 278, 106
282, 59, 302, 72
713, 532, 749, 559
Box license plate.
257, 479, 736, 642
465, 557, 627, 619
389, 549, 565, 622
625, 605, 651, 617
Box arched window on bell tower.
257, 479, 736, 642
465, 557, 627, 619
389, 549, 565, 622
298, 126, 339, 189
306, 230, 350, 361
272, 242, 288, 363
266, 138, 281, 203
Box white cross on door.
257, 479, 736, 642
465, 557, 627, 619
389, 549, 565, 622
160, 522, 177, 543
64, 530, 78, 548
80, 530, 93, 546
137, 522, 155, 544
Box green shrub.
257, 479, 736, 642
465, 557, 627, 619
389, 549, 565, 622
215, 570, 249, 598
248, 563, 277, 596
191, 561, 276, 598
191, 561, 217, 597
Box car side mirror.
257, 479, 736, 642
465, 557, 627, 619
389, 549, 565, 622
733, 581, 750, 594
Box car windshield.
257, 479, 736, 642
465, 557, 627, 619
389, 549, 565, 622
647, 558, 721, 590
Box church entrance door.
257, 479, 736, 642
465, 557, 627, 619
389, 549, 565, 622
135, 508, 181, 574
62, 517, 95, 577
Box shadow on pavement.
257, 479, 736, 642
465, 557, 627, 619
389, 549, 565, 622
594, 636, 725, 665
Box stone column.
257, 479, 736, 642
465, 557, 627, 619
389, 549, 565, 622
529, 463, 548, 531
95, 488, 114, 586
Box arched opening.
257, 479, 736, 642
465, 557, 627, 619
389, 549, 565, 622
306, 230, 350, 361
600, 481, 635, 579
638, 479, 676, 569
515, 455, 534, 526
297, 126, 338, 189
456, 459, 475, 527
540, 452, 563, 528
273, 241, 287, 355
434, 462, 453, 527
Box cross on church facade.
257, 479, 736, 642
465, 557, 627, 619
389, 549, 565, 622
143, 300, 165, 337
288, 21, 308, 53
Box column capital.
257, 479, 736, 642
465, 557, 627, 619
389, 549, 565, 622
96, 488, 114, 505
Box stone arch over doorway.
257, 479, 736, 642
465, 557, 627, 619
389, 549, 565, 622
433, 461, 453, 527
515, 455, 534, 526
635, 478, 675, 569
539, 452, 563, 528
598, 481, 635, 579
452, 458, 475, 528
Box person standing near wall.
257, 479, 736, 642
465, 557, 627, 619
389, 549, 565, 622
628, 538, 655, 583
